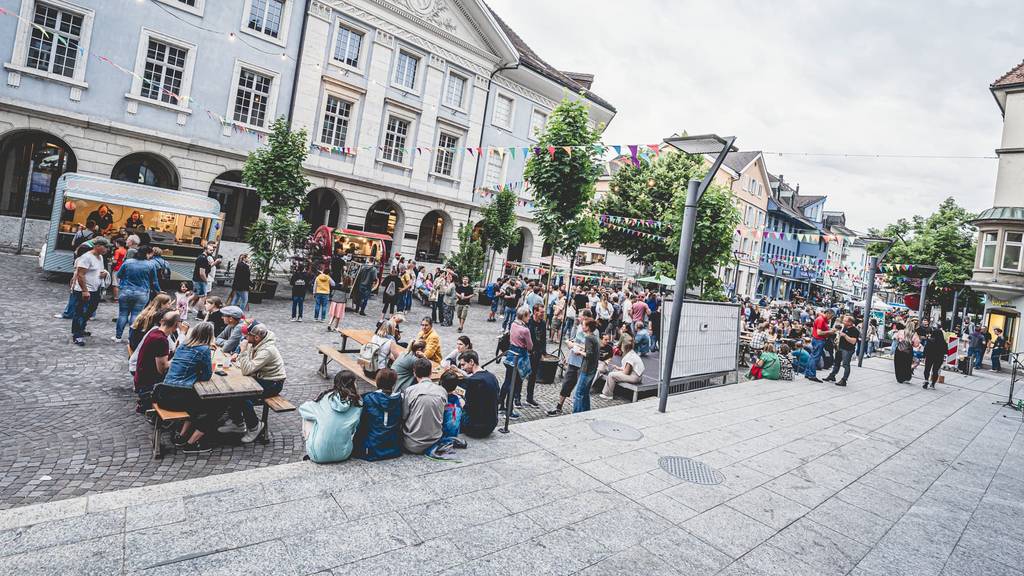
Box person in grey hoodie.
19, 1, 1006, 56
214, 306, 245, 354
223, 323, 287, 443
401, 358, 445, 455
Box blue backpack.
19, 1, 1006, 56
356, 390, 402, 461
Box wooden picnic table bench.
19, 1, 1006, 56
148, 352, 296, 459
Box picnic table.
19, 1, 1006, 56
319, 329, 443, 389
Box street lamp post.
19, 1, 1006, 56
659, 134, 737, 413
856, 236, 894, 368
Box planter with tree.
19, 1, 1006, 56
242, 117, 312, 301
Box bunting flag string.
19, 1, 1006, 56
598, 219, 668, 242
596, 214, 672, 229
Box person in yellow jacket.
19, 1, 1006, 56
416, 317, 443, 364
313, 266, 335, 323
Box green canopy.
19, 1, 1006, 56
636, 274, 675, 286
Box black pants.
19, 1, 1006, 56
382, 300, 395, 316
498, 364, 522, 409
152, 385, 223, 435
923, 354, 943, 381
523, 350, 542, 402
827, 349, 854, 383
560, 364, 580, 400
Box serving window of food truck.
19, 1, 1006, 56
43, 173, 223, 278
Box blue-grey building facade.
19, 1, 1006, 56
758, 174, 830, 301
0, 0, 305, 251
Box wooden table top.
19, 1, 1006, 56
194, 352, 262, 399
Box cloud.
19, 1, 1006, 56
486, 0, 1022, 230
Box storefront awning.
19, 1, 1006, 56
58, 173, 221, 219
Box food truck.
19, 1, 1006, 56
41, 173, 223, 279
307, 225, 389, 289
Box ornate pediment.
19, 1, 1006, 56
388, 0, 457, 33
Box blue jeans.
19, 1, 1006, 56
502, 306, 516, 331
71, 290, 101, 339
971, 347, 984, 368
61, 291, 75, 318
403, 291, 413, 312
562, 318, 575, 340
356, 287, 371, 314
116, 289, 149, 339
805, 338, 825, 378
573, 370, 595, 413
229, 378, 284, 429
291, 296, 305, 319
314, 294, 329, 320
230, 291, 249, 310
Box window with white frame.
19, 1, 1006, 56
981, 231, 998, 268
232, 66, 274, 127
332, 22, 362, 69
492, 94, 513, 129
156, 0, 203, 15
25, 2, 84, 78
139, 38, 188, 105
320, 95, 352, 147
1003, 232, 1022, 271
382, 115, 410, 164
484, 152, 505, 187
444, 72, 466, 109
394, 50, 419, 90
433, 132, 459, 177
246, 0, 285, 39
529, 109, 547, 139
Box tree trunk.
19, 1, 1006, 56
542, 251, 557, 319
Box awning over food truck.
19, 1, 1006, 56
56, 173, 222, 219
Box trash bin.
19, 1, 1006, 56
537, 354, 559, 384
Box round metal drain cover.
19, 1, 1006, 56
658, 456, 725, 485
589, 420, 644, 441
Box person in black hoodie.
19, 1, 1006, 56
922, 321, 947, 389
522, 303, 548, 408
290, 267, 310, 322
230, 254, 251, 311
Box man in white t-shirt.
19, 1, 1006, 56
71, 237, 110, 346
599, 341, 645, 399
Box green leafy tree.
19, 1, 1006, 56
523, 96, 603, 268
597, 151, 740, 300
445, 224, 486, 283
479, 187, 520, 284
241, 117, 312, 290
868, 197, 978, 315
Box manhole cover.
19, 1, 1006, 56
589, 420, 644, 441
658, 456, 725, 485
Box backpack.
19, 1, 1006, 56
357, 335, 388, 378
356, 390, 402, 461
384, 279, 397, 298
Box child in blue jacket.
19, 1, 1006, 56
355, 368, 403, 461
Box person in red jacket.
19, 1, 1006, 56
805, 309, 835, 382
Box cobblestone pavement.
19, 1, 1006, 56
0, 357, 1020, 575
0, 253, 629, 509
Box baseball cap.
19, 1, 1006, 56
91, 237, 111, 247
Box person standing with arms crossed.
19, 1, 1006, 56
823, 315, 859, 387
922, 321, 947, 389
455, 276, 473, 333
805, 309, 835, 382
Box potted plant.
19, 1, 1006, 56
242, 117, 312, 299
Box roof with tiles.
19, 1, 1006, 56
993, 60, 1024, 88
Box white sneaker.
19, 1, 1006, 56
599, 394, 612, 400
111, 337, 124, 343
53, 313, 64, 319
297, 318, 303, 322
290, 318, 297, 322
241, 422, 264, 443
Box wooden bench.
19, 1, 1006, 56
253, 394, 296, 443
148, 404, 189, 460
317, 345, 378, 396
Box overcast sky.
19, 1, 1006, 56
487, 0, 1023, 231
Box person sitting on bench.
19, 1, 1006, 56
222, 323, 287, 443
599, 340, 645, 400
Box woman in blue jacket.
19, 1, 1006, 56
114, 246, 160, 343
153, 321, 221, 454
299, 370, 363, 463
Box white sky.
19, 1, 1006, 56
486, 0, 1024, 231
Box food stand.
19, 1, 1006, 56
307, 225, 390, 292
41, 173, 223, 279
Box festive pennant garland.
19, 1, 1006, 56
598, 219, 667, 242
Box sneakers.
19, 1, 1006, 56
290, 318, 297, 322
111, 337, 124, 343
598, 394, 613, 400
823, 375, 836, 382
53, 313, 66, 319
922, 382, 929, 389
181, 441, 212, 454
806, 376, 822, 383
835, 381, 847, 387
217, 421, 246, 435
546, 407, 563, 416
241, 422, 264, 443
513, 400, 523, 409
297, 318, 303, 323
72, 338, 85, 347
172, 433, 190, 448
524, 399, 540, 408
453, 438, 468, 449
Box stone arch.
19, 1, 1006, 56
415, 209, 452, 264
111, 152, 180, 190
364, 199, 404, 259
303, 187, 347, 230
208, 171, 261, 243
0, 129, 77, 220
507, 226, 533, 263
